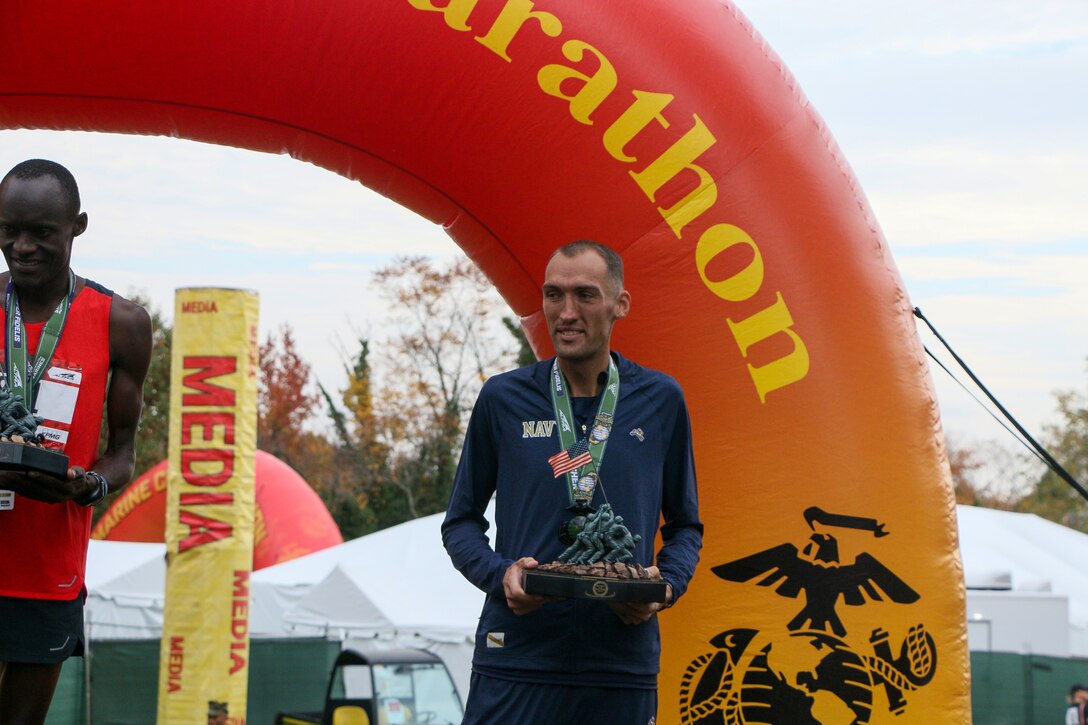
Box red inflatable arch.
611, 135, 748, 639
2, 1, 969, 720
92, 451, 343, 570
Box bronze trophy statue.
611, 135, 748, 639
524, 502, 666, 603
0, 385, 69, 477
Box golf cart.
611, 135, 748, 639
276, 644, 463, 725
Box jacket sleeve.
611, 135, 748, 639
441, 384, 512, 599
656, 389, 703, 602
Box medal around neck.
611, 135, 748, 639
0, 386, 69, 477
0, 275, 74, 478
531, 361, 665, 602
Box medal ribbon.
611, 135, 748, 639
549, 357, 619, 507
4, 270, 76, 413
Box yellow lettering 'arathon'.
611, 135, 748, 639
476, 0, 561, 62
407, 0, 477, 31
727, 293, 810, 403
406, 0, 810, 401
603, 90, 673, 163
537, 40, 617, 125
630, 114, 717, 238
696, 223, 764, 302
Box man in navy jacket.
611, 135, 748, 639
442, 240, 702, 724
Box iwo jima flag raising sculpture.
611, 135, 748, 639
0, 387, 68, 477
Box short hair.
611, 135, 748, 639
551, 240, 624, 295
1072, 684, 1088, 697
3, 159, 82, 217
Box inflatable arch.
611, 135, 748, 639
2, 0, 969, 720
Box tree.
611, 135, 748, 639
329, 255, 517, 528
92, 292, 170, 521
1014, 383, 1088, 532
131, 293, 172, 478
945, 436, 1020, 510
503, 316, 537, 368
256, 325, 360, 534
257, 324, 322, 469
947, 439, 986, 506
316, 339, 386, 538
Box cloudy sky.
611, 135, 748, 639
1, 0, 1085, 462
740, 0, 1088, 458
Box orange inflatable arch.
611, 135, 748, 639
1, 1, 969, 720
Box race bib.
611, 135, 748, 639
32, 361, 82, 451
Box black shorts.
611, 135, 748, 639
462, 672, 656, 725
0, 595, 85, 664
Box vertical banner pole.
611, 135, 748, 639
157, 288, 259, 724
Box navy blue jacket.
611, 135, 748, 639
442, 352, 702, 688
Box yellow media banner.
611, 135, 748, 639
157, 289, 259, 725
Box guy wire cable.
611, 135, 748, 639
922, 344, 1045, 465
913, 306, 1088, 502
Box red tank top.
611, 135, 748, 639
0, 280, 112, 599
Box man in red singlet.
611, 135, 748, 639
0, 159, 152, 724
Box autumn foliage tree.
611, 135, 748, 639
367, 256, 516, 522
1014, 381, 1088, 532
317, 339, 389, 538
503, 316, 537, 369
946, 360, 1088, 534
945, 436, 1019, 510
258, 325, 322, 468
255, 325, 359, 534
105, 255, 522, 538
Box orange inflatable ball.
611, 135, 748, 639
91, 450, 343, 570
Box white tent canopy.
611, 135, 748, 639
85, 510, 486, 695
275, 513, 485, 696
85, 540, 166, 640
957, 505, 1085, 599
957, 504, 1088, 656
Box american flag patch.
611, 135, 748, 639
548, 438, 592, 477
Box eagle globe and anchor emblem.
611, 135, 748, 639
679, 507, 938, 724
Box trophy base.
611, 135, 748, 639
0, 440, 69, 478
524, 566, 667, 603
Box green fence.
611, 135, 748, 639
43, 644, 1088, 724
969, 651, 1088, 725
46, 638, 339, 724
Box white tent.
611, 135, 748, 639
274, 512, 484, 697
85, 540, 166, 640
956, 504, 1088, 657
84, 511, 485, 697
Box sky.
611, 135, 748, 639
1, 0, 1085, 468
736, 0, 1088, 466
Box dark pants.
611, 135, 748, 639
462, 672, 657, 725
